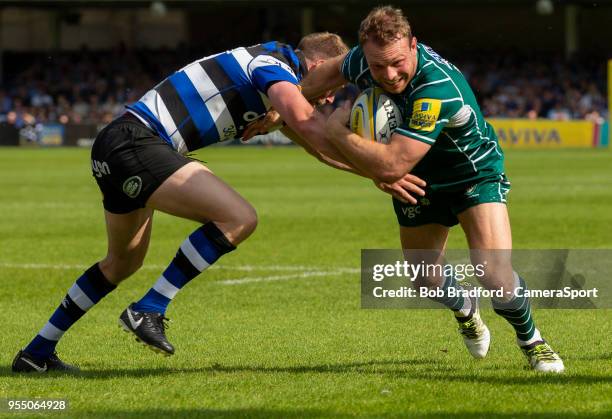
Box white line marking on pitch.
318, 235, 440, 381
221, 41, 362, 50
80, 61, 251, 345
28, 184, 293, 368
0, 262, 356, 272
0, 262, 359, 285
219, 269, 359, 285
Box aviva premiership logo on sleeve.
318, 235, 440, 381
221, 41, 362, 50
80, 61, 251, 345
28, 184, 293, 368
409, 99, 441, 132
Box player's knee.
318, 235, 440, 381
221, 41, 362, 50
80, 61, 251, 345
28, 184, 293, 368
99, 255, 143, 283
475, 262, 514, 291
244, 204, 258, 232
219, 203, 257, 244
234, 204, 258, 242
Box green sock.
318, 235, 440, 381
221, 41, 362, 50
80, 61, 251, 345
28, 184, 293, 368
492, 274, 537, 342
426, 274, 471, 317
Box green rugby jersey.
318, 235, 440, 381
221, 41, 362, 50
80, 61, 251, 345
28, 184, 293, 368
341, 43, 505, 191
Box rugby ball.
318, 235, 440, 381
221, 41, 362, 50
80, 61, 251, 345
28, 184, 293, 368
349, 88, 402, 144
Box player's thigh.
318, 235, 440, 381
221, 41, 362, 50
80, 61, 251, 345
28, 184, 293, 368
399, 224, 450, 250
101, 208, 154, 283
146, 162, 256, 238
454, 174, 512, 250
457, 202, 512, 250
397, 196, 451, 266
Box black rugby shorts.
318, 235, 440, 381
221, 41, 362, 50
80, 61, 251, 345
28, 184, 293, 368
90, 114, 192, 214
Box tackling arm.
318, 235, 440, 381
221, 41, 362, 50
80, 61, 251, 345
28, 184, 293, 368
299, 54, 347, 101
326, 102, 431, 183
279, 125, 364, 175
267, 81, 360, 169
281, 123, 426, 204
268, 82, 427, 203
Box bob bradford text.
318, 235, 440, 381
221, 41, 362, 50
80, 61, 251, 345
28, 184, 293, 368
371, 286, 599, 300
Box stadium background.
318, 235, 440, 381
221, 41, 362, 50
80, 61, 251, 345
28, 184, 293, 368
0, 0, 609, 147
1, 1, 611, 418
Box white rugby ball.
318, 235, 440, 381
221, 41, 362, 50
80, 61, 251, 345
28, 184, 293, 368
349, 88, 401, 144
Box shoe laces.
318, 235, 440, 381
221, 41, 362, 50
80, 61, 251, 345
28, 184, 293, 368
158, 315, 171, 331
527, 343, 559, 362
144, 313, 171, 334
458, 317, 481, 339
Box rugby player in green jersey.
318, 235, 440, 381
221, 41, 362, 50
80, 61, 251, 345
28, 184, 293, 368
299, 6, 564, 372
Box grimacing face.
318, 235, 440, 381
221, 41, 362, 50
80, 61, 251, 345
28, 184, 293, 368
363, 35, 418, 94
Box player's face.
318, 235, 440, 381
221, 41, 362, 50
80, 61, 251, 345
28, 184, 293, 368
363, 36, 417, 94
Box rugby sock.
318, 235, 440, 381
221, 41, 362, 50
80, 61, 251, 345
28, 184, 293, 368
426, 273, 472, 318
24, 264, 116, 360
132, 222, 236, 314
492, 272, 540, 343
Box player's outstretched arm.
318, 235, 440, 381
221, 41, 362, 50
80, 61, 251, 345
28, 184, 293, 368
300, 54, 347, 101
266, 81, 358, 166
242, 52, 346, 142
282, 124, 425, 204
325, 102, 431, 183
267, 82, 426, 203
279, 125, 358, 173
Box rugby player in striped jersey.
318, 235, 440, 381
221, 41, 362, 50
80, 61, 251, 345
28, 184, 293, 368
12, 32, 426, 373
296, 7, 564, 372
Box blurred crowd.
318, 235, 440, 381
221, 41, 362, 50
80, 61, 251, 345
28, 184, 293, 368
0, 45, 188, 129
454, 50, 608, 123
0, 46, 608, 129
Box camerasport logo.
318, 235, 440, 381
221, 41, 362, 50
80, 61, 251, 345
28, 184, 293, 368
122, 176, 142, 198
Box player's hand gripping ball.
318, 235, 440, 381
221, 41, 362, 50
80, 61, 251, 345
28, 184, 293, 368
350, 88, 402, 144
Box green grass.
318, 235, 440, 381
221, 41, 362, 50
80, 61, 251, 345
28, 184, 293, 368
0, 147, 611, 418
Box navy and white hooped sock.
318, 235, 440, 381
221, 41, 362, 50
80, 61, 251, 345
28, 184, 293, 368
24, 263, 116, 360
132, 222, 236, 315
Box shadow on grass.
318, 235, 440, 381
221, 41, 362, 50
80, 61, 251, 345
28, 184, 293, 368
564, 352, 612, 362
30, 408, 612, 419
2, 357, 611, 386
69, 407, 328, 418
0, 358, 434, 379
69, 408, 610, 419
405, 370, 612, 385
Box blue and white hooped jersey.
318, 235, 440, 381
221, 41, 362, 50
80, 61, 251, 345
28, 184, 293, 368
127, 41, 306, 153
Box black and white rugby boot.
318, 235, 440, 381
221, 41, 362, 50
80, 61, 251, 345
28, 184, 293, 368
12, 350, 80, 373
119, 303, 175, 356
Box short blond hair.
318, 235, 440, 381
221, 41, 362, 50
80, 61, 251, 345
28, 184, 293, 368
297, 32, 349, 61
358, 6, 412, 45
